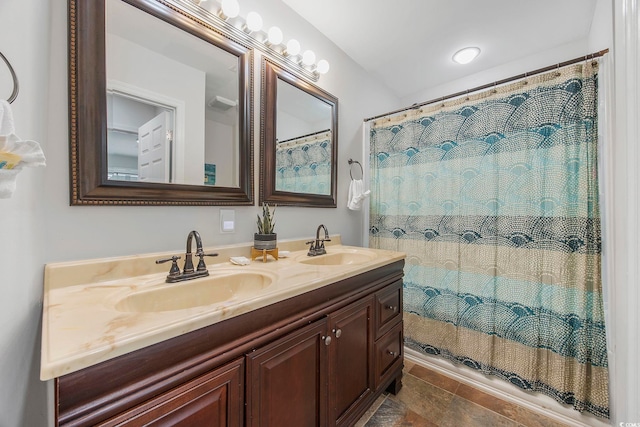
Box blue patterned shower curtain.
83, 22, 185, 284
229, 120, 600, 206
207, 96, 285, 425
369, 62, 608, 418
275, 130, 332, 195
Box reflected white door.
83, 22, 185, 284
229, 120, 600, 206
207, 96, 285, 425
138, 111, 170, 182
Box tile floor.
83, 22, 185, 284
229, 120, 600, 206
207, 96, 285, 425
355, 360, 571, 427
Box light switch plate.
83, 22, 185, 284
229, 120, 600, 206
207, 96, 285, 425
220, 209, 235, 233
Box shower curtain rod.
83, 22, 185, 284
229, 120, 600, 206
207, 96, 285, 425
364, 48, 609, 123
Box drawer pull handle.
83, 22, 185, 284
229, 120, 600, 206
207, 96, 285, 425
387, 350, 397, 357
333, 328, 342, 338
323, 336, 332, 346
386, 305, 397, 312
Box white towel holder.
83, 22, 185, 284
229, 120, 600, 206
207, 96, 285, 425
348, 158, 363, 180
0, 51, 19, 104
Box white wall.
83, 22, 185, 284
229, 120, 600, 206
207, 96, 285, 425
0, 0, 51, 426
608, 0, 640, 423
205, 112, 237, 187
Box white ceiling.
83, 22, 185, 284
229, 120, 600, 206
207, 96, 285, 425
282, 0, 598, 99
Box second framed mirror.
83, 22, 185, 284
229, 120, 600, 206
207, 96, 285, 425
260, 58, 338, 207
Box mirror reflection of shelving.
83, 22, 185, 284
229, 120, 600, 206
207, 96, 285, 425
106, 92, 175, 184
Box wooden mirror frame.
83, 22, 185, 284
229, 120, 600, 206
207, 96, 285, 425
259, 58, 338, 207
69, 0, 254, 205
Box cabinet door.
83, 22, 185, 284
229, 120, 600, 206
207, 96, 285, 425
98, 358, 244, 427
328, 296, 374, 426
246, 318, 329, 427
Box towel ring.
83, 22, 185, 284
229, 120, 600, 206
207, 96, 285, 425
0, 51, 19, 104
348, 159, 363, 180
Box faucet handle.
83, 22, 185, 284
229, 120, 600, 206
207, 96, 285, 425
156, 255, 181, 264
156, 256, 181, 277
306, 240, 316, 256
196, 251, 219, 271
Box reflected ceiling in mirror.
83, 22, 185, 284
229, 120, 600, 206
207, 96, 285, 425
69, 0, 253, 205
260, 58, 338, 207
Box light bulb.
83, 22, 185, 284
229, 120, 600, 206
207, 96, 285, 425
285, 39, 301, 56
316, 59, 330, 74
267, 26, 283, 45
220, 0, 239, 19
302, 50, 316, 66
245, 11, 262, 32
452, 47, 480, 64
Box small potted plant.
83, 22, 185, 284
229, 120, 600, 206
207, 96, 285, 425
254, 203, 277, 250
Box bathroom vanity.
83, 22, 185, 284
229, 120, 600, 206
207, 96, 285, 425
41, 240, 405, 426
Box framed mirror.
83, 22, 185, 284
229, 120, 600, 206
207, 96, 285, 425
69, 0, 253, 205
260, 59, 338, 207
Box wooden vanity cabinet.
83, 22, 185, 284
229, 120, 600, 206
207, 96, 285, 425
98, 358, 244, 426
55, 260, 404, 427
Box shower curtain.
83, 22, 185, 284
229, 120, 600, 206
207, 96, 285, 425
369, 61, 608, 418
275, 130, 332, 195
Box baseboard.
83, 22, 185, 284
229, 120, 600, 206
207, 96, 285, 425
404, 348, 611, 427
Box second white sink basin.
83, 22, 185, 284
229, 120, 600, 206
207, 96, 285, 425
116, 271, 274, 312
298, 250, 376, 266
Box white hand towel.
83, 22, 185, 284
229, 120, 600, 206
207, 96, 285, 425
0, 100, 16, 136
0, 100, 46, 198
348, 179, 371, 211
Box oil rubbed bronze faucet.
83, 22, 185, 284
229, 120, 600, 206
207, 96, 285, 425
156, 230, 218, 282
307, 224, 331, 256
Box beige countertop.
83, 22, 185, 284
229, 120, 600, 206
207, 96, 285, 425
40, 237, 405, 381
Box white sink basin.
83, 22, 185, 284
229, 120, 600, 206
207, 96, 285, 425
116, 271, 274, 312
298, 250, 377, 266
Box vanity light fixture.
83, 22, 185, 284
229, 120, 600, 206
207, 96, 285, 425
267, 26, 284, 46
191, 0, 329, 79
452, 47, 481, 64
218, 0, 239, 20
302, 50, 316, 66
284, 39, 301, 57
243, 11, 262, 33
316, 59, 330, 74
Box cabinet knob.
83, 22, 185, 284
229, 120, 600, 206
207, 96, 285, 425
387, 350, 397, 357
386, 305, 397, 312
323, 336, 332, 346
333, 328, 342, 338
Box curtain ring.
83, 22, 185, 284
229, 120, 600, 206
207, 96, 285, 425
348, 159, 363, 180
0, 51, 19, 104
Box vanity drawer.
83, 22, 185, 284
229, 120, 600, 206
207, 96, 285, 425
375, 279, 402, 338
374, 321, 403, 389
